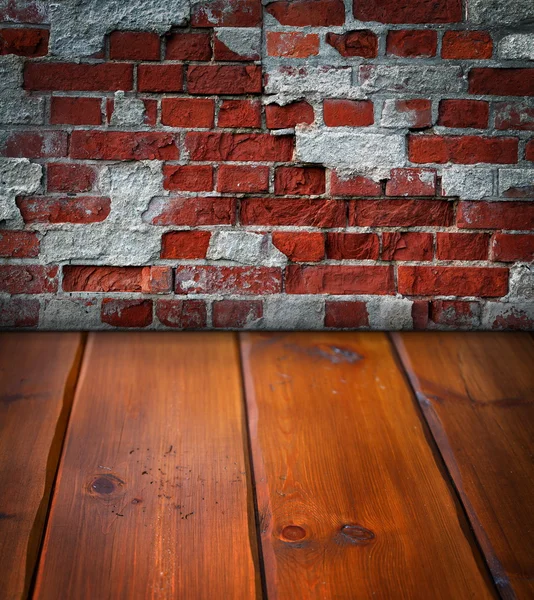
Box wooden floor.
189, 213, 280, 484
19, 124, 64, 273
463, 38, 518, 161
0, 332, 532, 600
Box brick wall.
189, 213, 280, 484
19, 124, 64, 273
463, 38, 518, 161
0, 0, 532, 330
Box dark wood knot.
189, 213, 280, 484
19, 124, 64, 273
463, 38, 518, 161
281, 525, 307, 541
89, 474, 125, 496
341, 524, 375, 544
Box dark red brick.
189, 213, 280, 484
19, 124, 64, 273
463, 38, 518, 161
17, 196, 110, 224
326, 233, 379, 260
0, 230, 39, 258
191, 0, 262, 26
386, 168, 436, 196
409, 135, 518, 164
272, 232, 325, 262
436, 232, 489, 261
492, 234, 534, 262
186, 132, 293, 162
382, 232, 433, 261
147, 197, 236, 226
387, 29, 437, 57
326, 30, 377, 58
218, 100, 261, 128
101, 299, 153, 328
218, 165, 269, 193
161, 98, 215, 128
354, 0, 462, 23
442, 31, 492, 59
175, 266, 282, 295
109, 31, 160, 60
285, 265, 395, 295
0, 265, 58, 294
47, 163, 95, 193
0, 27, 48, 56
156, 300, 207, 329
241, 198, 345, 227
161, 231, 211, 259
350, 199, 453, 227
266, 0, 345, 26
50, 96, 102, 125
137, 64, 183, 92
187, 65, 262, 95
438, 99, 489, 129
165, 32, 212, 60
1, 131, 67, 158
163, 165, 214, 192
323, 99, 374, 127
275, 166, 325, 196
325, 301, 369, 328
469, 69, 534, 97
265, 101, 314, 129
24, 62, 133, 91
213, 300, 263, 328
70, 131, 179, 160
457, 201, 534, 231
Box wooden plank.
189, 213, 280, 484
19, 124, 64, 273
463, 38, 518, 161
33, 332, 260, 600
240, 332, 496, 600
394, 332, 534, 600
0, 332, 84, 600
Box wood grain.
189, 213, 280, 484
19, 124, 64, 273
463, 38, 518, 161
0, 332, 84, 600
33, 332, 260, 600
394, 332, 534, 600
240, 332, 496, 600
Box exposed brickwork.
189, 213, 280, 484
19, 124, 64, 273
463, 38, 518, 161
0, 0, 531, 330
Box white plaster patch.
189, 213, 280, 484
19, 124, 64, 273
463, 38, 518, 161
41, 298, 102, 330
498, 169, 534, 197
264, 66, 354, 101
469, 0, 534, 25
207, 231, 287, 267
262, 296, 325, 329
441, 167, 494, 200
507, 264, 534, 301
359, 65, 465, 94
296, 127, 406, 171
0, 158, 42, 227
0, 56, 44, 125
499, 34, 534, 60
215, 28, 261, 59
110, 91, 146, 127
366, 297, 413, 330
482, 302, 534, 329
49, 0, 190, 57
380, 99, 422, 128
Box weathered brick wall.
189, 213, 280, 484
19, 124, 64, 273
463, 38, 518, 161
0, 0, 532, 330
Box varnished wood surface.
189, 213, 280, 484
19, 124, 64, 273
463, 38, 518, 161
0, 333, 84, 600
394, 332, 534, 600
33, 333, 260, 600
240, 332, 496, 599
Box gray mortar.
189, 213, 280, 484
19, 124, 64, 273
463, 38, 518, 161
49, 0, 190, 56
110, 92, 146, 127
482, 302, 534, 329
366, 297, 413, 330
498, 169, 534, 196
262, 296, 325, 329
441, 167, 494, 200
215, 28, 262, 58
507, 264, 534, 301
41, 298, 103, 330
469, 0, 534, 25
207, 231, 287, 267
359, 65, 466, 95
499, 34, 534, 60
0, 56, 44, 125
0, 158, 42, 228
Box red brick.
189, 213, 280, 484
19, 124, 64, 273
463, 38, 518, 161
24, 62, 133, 91
156, 299, 207, 329
492, 234, 534, 262
218, 165, 269, 193
330, 172, 381, 196
382, 232, 433, 261
527, 140, 534, 162
17, 196, 110, 224
137, 64, 183, 92
213, 300, 263, 328
50, 96, 102, 125
163, 165, 213, 192
354, 0, 462, 23
494, 102, 534, 131
457, 201, 534, 231
161, 98, 214, 128
272, 232, 325, 262
436, 232, 489, 261
63, 266, 144, 292
1, 131, 67, 158
147, 197, 236, 226
175, 266, 282, 295
275, 166, 325, 196
186, 132, 293, 161
385, 168, 436, 196
109, 31, 160, 60
430, 300, 481, 328
143, 99, 157, 126
388, 99, 432, 128
241, 198, 345, 227
267, 32, 319, 58
0, 230, 39, 258
142, 266, 173, 294
47, 164, 95, 193
326, 30, 377, 58
387, 30, 437, 57
0, 298, 39, 328
218, 99, 261, 128
326, 232, 379, 260
323, 99, 374, 127
442, 31, 492, 59
398, 266, 508, 297
0, 265, 58, 294
101, 299, 153, 328
469, 69, 534, 97
187, 65, 261, 95
325, 301, 369, 328
0, 1, 48, 24
191, 0, 261, 26
489, 305, 534, 330
0, 27, 48, 56
70, 131, 179, 160
161, 230, 211, 259
350, 199, 453, 227
165, 31, 212, 60
285, 265, 395, 295
214, 34, 260, 61
266, 0, 345, 26
408, 135, 518, 164
265, 101, 314, 129
412, 301, 430, 329
438, 100, 489, 129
